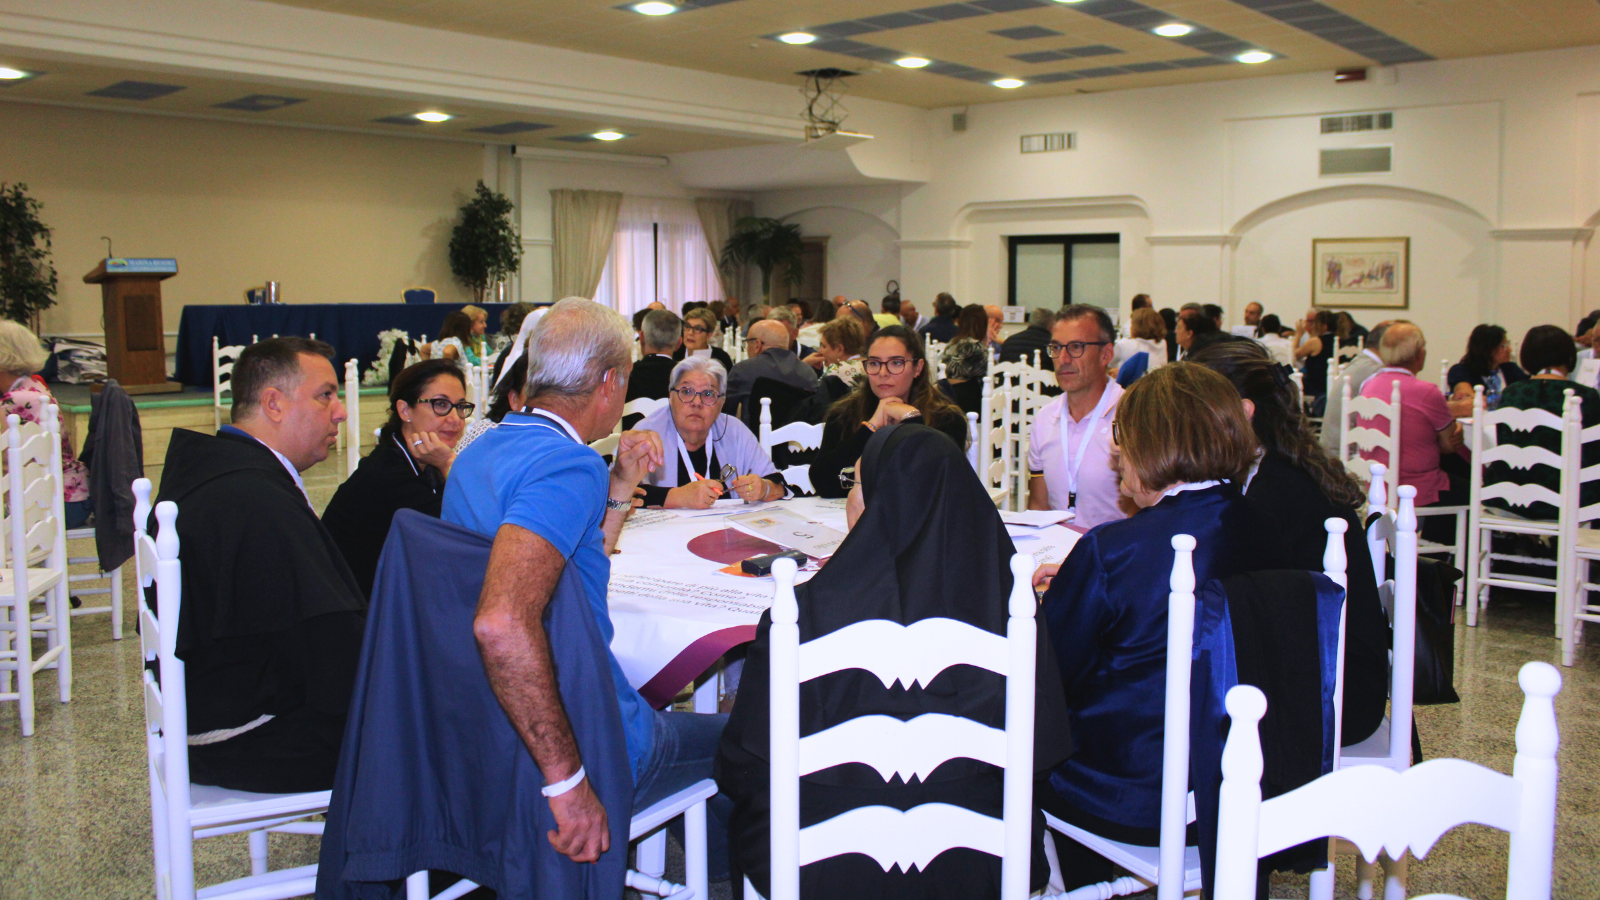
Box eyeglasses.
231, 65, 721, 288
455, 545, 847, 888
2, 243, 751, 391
1046, 340, 1111, 359
670, 386, 725, 405
1111, 420, 1121, 446
839, 466, 860, 491
685, 324, 711, 335
863, 357, 911, 375
417, 397, 475, 418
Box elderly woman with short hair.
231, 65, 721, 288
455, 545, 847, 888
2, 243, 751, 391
634, 356, 786, 509
0, 319, 90, 527
671, 306, 734, 371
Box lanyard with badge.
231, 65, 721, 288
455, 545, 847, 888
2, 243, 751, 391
677, 431, 716, 482
1059, 386, 1117, 511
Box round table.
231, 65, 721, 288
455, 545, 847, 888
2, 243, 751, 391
607, 497, 1086, 710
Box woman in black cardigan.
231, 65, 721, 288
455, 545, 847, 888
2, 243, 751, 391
1189, 340, 1390, 746
323, 359, 472, 598
811, 325, 969, 497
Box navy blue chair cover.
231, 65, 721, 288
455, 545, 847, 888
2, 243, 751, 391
315, 510, 632, 900
1116, 351, 1150, 388
403, 289, 436, 305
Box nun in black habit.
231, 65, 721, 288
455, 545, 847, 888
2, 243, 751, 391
715, 423, 1074, 899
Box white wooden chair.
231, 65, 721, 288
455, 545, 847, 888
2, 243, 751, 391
65, 529, 123, 640
1317, 473, 1423, 900
0, 406, 71, 736
1213, 661, 1561, 900
752, 553, 1040, 900
1463, 387, 1587, 639
588, 433, 620, 461
343, 360, 361, 476
1439, 361, 1452, 395
613, 396, 669, 438
1341, 379, 1467, 576
405, 779, 719, 900
759, 397, 824, 495
1337, 343, 1361, 366
1051, 522, 1348, 900
968, 384, 1012, 509
212, 336, 247, 430
138, 499, 330, 900
991, 358, 1049, 512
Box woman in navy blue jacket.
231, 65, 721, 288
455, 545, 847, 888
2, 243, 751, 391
1031, 363, 1289, 891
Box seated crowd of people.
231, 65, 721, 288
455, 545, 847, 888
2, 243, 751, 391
150, 290, 1594, 897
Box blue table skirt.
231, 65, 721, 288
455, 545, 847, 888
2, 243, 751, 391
174, 303, 515, 387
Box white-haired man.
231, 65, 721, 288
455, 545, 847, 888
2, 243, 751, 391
443, 298, 727, 874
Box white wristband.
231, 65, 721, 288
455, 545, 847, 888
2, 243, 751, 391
542, 765, 586, 798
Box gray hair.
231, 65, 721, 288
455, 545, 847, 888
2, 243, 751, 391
767, 307, 798, 330
1029, 307, 1057, 329
641, 309, 683, 352
1378, 322, 1426, 368
0, 320, 48, 375
670, 355, 728, 394
523, 297, 634, 400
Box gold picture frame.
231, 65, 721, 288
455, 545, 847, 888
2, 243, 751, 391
1312, 237, 1409, 309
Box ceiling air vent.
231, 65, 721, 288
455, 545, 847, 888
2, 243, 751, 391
1021, 132, 1075, 154
1320, 111, 1393, 134
1320, 146, 1392, 176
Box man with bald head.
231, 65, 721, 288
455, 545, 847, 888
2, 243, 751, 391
726, 318, 818, 417
1360, 321, 1466, 540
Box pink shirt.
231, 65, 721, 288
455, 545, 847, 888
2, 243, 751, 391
1028, 382, 1126, 530
1359, 368, 1455, 506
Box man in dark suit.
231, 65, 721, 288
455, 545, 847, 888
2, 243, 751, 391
917, 293, 961, 343
726, 319, 817, 417
626, 309, 681, 402
999, 307, 1057, 369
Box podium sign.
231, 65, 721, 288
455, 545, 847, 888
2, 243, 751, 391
83, 258, 183, 394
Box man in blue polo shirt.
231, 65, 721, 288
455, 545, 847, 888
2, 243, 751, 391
443, 297, 728, 873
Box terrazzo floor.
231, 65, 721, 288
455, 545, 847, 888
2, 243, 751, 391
1, 457, 1596, 899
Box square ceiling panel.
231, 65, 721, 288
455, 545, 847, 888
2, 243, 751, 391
213, 94, 306, 111
86, 80, 185, 100
991, 25, 1061, 39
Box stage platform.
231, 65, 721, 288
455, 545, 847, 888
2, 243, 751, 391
50, 381, 390, 469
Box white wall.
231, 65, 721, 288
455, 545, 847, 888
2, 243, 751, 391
753, 185, 905, 304
825, 44, 1600, 365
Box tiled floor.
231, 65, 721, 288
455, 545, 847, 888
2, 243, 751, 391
2, 458, 1595, 898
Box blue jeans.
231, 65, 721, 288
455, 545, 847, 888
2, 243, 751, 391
63, 498, 91, 530
633, 710, 731, 881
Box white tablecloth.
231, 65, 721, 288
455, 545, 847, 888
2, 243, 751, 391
607, 497, 1083, 706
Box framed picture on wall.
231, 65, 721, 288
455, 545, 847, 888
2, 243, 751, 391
1312, 237, 1409, 309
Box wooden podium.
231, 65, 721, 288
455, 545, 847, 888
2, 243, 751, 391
83, 259, 184, 395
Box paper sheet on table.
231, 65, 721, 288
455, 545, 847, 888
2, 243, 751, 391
668, 500, 778, 518
725, 507, 847, 558
1013, 525, 1082, 567
999, 509, 1075, 528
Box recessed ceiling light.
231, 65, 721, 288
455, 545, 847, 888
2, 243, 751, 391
778, 32, 817, 45
1050, 0, 1085, 3
1236, 50, 1274, 64
593, 131, 627, 141
993, 78, 1025, 89
632, 2, 677, 15
896, 57, 931, 68
1152, 23, 1194, 37
0, 67, 30, 80
413, 111, 452, 123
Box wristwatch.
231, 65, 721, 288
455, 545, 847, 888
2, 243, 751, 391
605, 497, 630, 511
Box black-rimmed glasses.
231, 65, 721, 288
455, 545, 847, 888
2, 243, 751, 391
418, 397, 476, 418
670, 386, 725, 405
685, 324, 712, 335
1046, 340, 1111, 359
863, 357, 910, 375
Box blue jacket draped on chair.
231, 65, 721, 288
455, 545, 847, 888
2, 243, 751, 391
315, 510, 632, 900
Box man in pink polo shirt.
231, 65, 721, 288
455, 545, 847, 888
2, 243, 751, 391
1028, 305, 1126, 530
1360, 322, 1465, 539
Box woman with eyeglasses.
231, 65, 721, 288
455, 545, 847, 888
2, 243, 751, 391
811, 324, 970, 498
634, 356, 787, 509
322, 359, 474, 598
672, 307, 735, 371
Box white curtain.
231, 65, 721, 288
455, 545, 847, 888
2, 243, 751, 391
593, 196, 723, 320
549, 189, 622, 299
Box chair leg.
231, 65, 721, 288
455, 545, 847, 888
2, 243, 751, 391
636, 828, 667, 878
55, 585, 71, 703
110, 566, 123, 640
685, 799, 708, 900
1381, 852, 1408, 900
406, 871, 431, 900
17, 598, 35, 737
1465, 525, 1481, 626
1308, 840, 1335, 900
248, 829, 269, 876
1355, 855, 1376, 899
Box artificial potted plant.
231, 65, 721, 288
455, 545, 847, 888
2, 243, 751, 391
0, 183, 58, 332
720, 217, 804, 310
448, 180, 522, 303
